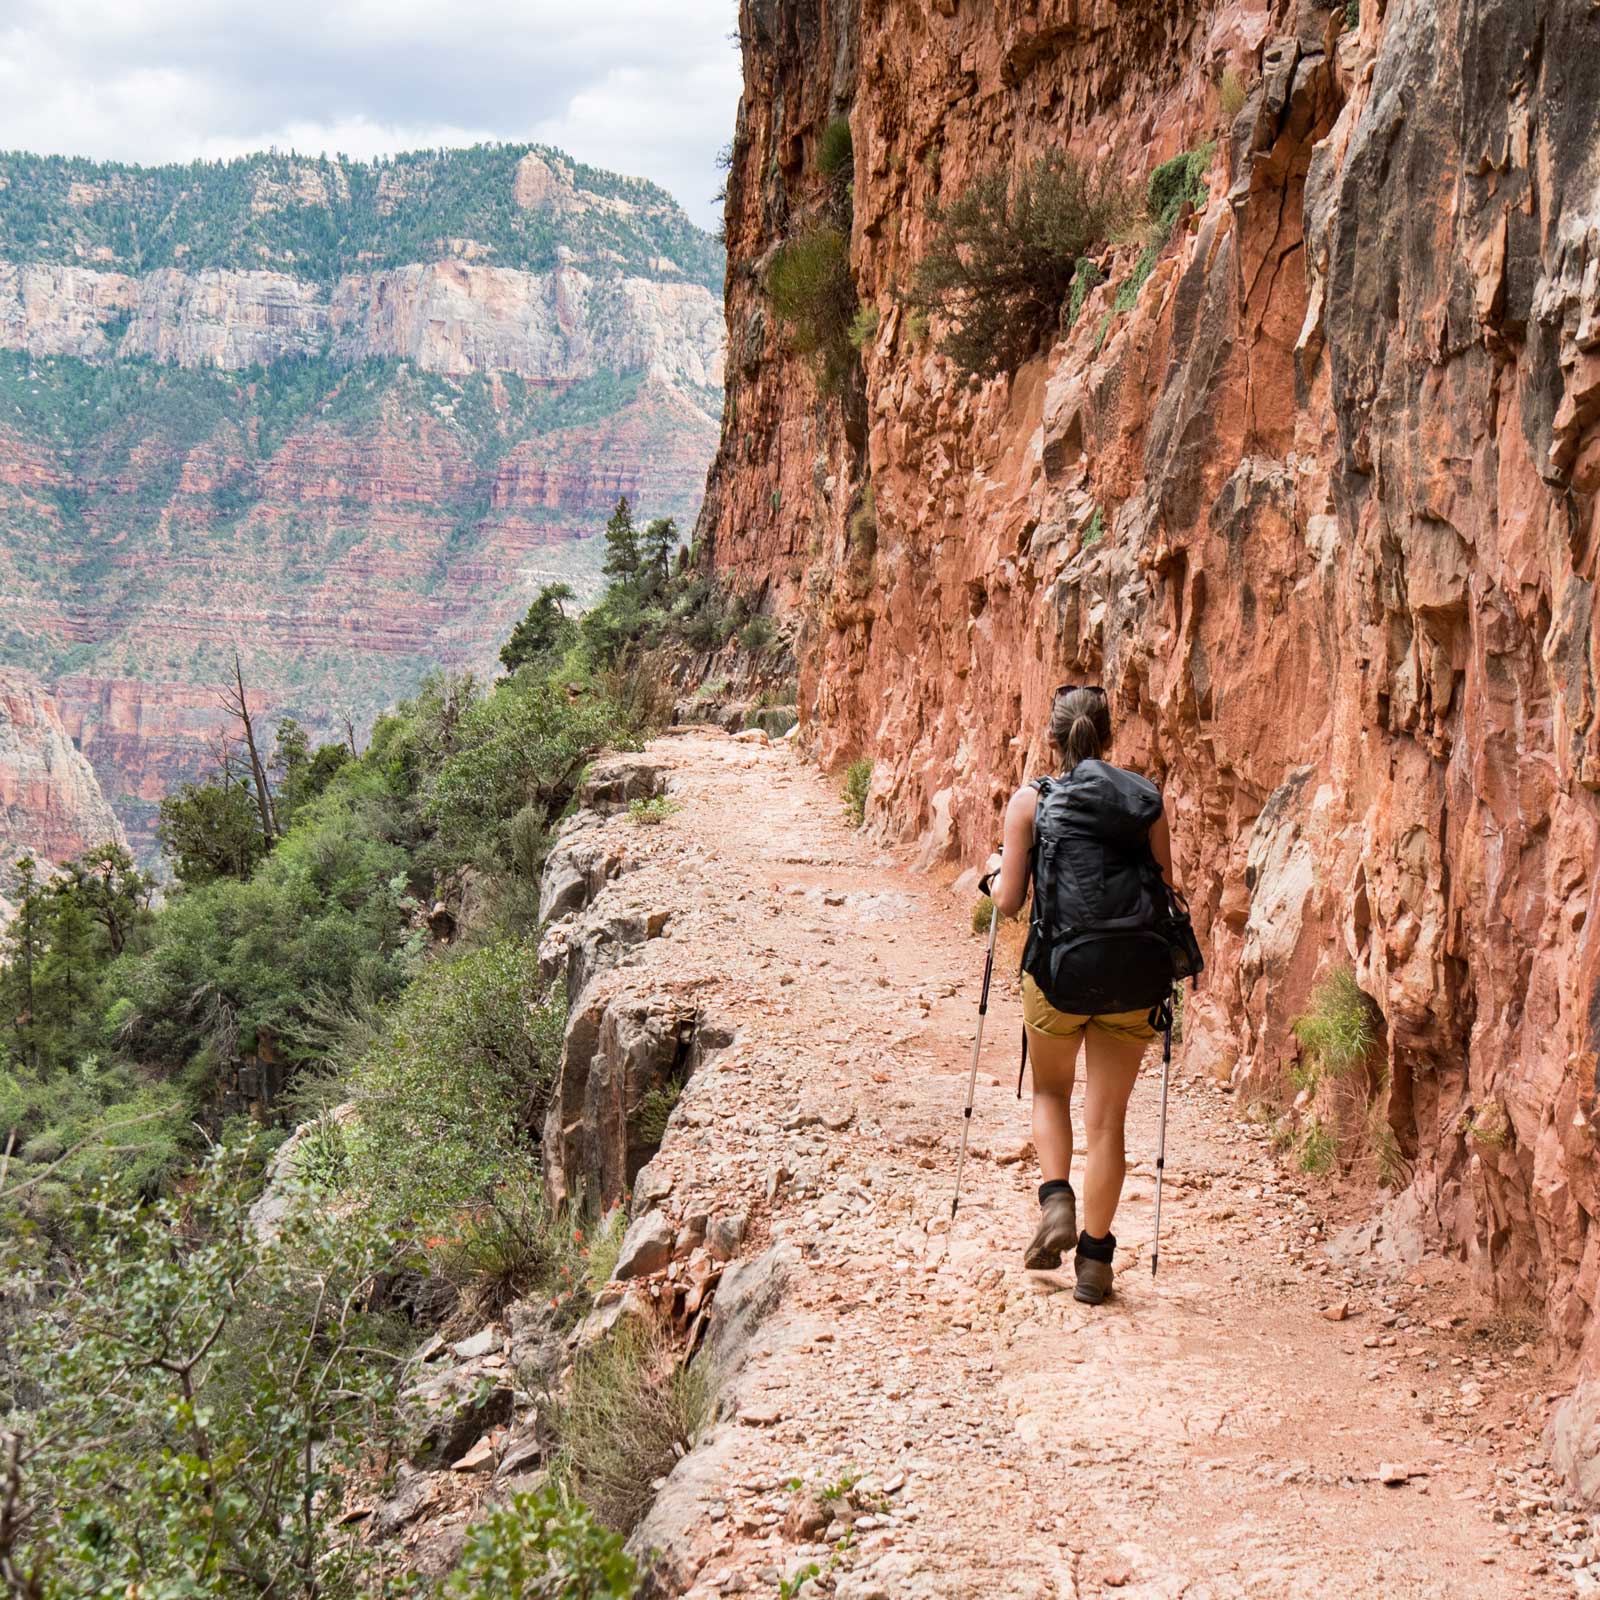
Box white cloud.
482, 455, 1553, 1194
0, 0, 742, 228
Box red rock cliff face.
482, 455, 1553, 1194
701, 0, 1600, 1409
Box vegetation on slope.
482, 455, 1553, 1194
0, 494, 772, 1595
0, 144, 723, 288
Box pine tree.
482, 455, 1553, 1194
601, 497, 642, 587
639, 517, 680, 597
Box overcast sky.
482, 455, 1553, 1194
0, 1, 743, 230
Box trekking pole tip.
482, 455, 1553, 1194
1151, 1252, 1159, 1278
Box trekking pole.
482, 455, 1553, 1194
1151, 1007, 1173, 1275
951, 865, 1002, 1221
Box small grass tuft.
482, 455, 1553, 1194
1066, 255, 1103, 328
1292, 967, 1377, 1078
552, 1324, 711, 1534
848, 302, 880, 350
817, 117, 854, 182
635, 1076, 684, 1147
1297, 1117, 1336, 1176
1219, 67, 1247, 118
1082, 507, 1105, 548
842, 759, 872, 829
628, 795, 682, 826
972, 895, 995, 935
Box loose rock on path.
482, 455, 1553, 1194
578, 729, 1574, 1599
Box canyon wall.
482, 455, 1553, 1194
701, 0, 1600, 1409
0, 146, 725, 859
0, 670, 126, 880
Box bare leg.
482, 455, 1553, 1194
1027, 1028, 1082, 1184
1080, 1031, 1147, 1238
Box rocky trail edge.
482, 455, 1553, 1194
547, 729, 1584, 1600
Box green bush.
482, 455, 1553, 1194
1292, 967, 1376, 1079
10, 1147, 406, 1599
1066, 256, 1103, 328
767, 224, 857, 393
847, 302, 880, 349
627, 795, 682, 826
972, 896, 995, 935
347, 942, 565, 1230
1147, 142, 1215, 234
842, 759, 873, 829
909, 152, 1131, 378
443, 1484, 638, 1600
552, 1325, 710, 1534
433, 1173, 586, 1322
740, 615, 776, 652
1082, 507, 1105, 547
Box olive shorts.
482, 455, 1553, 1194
1021, 974, 1158, 1044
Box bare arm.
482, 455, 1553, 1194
986, 785, 1038, 919
1150, 812, 1178, 894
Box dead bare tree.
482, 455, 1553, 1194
217, 651, 277, 844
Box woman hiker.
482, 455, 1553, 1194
986, 684, 1180, 1304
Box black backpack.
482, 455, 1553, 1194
1021, 760, 1202, 1016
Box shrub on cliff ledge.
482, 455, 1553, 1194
767, 223, 856, 394
909, 152, 1131, 379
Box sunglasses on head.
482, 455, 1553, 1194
1053, 682, 1106, 700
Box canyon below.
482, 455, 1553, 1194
0, 145, 726, 861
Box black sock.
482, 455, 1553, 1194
1038, 1179, 1074, 1205
1077, 1229, 1116, 1262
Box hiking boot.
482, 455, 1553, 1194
1023, 1188, 1078, 1270
1073, 1254, 1114, 1304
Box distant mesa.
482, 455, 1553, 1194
0, 144, 728, 863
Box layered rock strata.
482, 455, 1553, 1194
698, 0, 1600, 1436
0, 669, 126, 872
0, 145, 726, 859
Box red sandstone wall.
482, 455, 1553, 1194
700, 0, 1600, 1389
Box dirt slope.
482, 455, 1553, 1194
574, 729, 1585, 1598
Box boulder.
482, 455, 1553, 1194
579, 756, 667, 815
613, 1209, 675, 1280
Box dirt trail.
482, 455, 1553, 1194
602, 729, 1569, 1600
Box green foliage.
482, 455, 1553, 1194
842, 759, 872, 829
767, 225, 857, 394
1292, 967, 1376, 1079
627, 796, 682, 826
157, 773, 272, 884
583, 1207, 627, 1294
0, 145, 721, 289
817, 118, 855, 183
740, 615, 776, 653
601, 497, 643, 586
347, 942, 565, 1230
1082, 507, 1106, 547
847, 302, 880, 350
634, 1077, 683, 1147
1344, 0, 1360, 29
422, 674, 630, 873
287, 1108, 352, 1193
443, 1485, 639, 1600
972, 896, 995, 935
1066, 256, 1103, 329
909, 153, 1131, 378
503, 583, 579, 673
1297, 1116, 1336, 1175
8, 1145, 406, 1598
552, 1325, 710, 1534
1146, 142, 1216, 234
431, 1173, 589, 1322
1113, 243, 1160, 312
